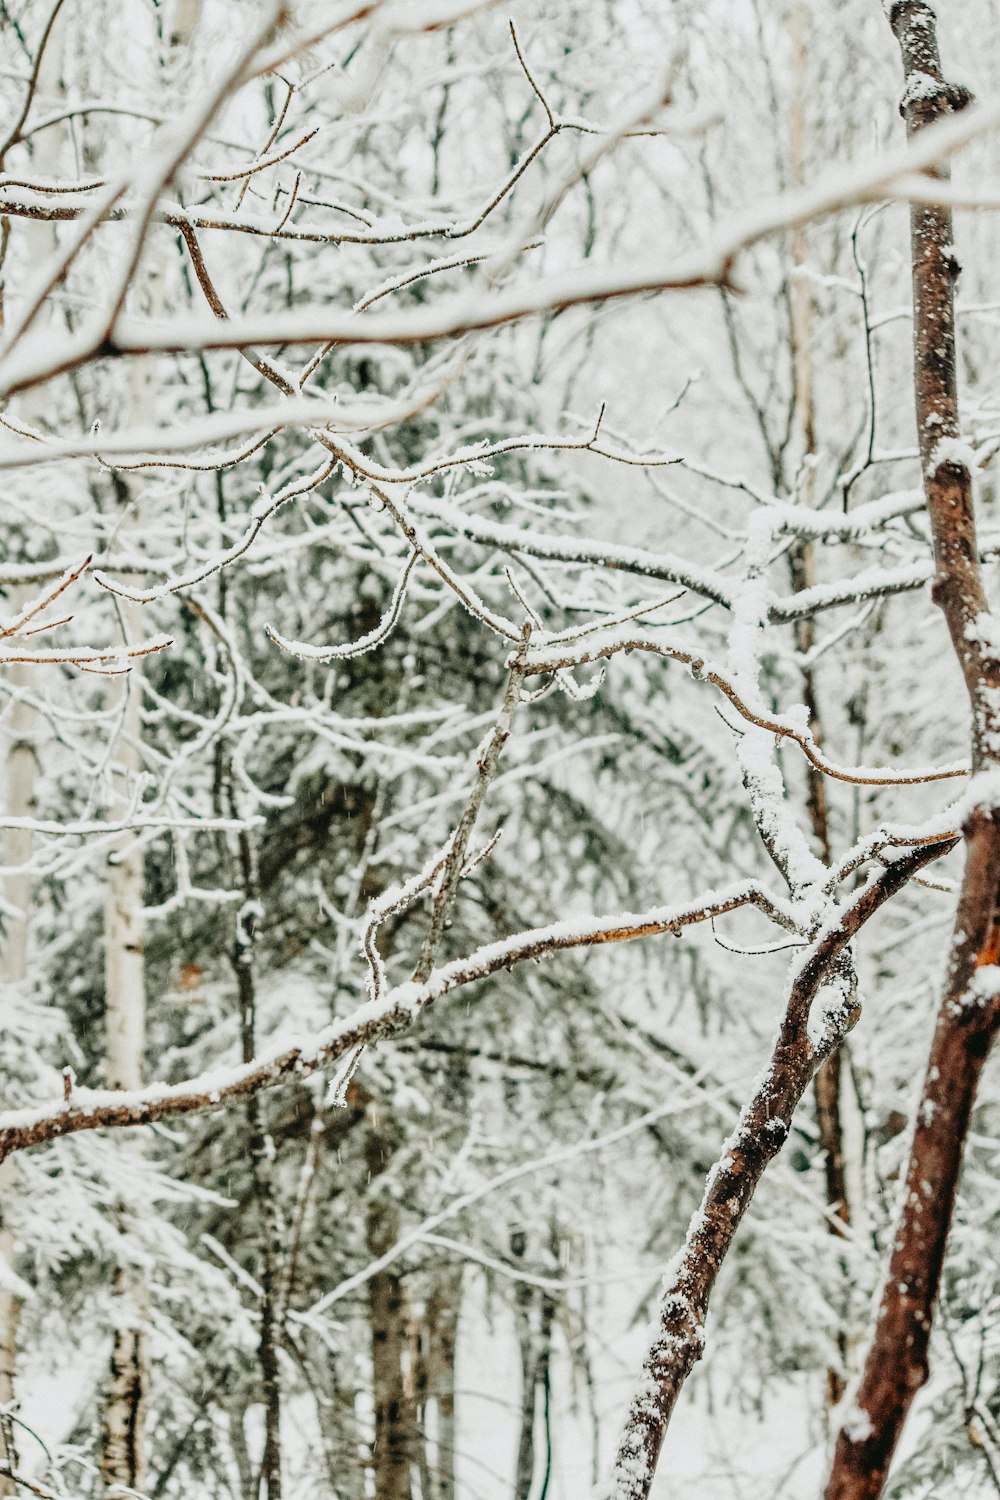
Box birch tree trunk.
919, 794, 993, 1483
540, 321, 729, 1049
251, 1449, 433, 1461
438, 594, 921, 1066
99, 107, 153, 1500
231, 821, 283, 1500
2, 670, 35, 989
103, 653, 146, 1101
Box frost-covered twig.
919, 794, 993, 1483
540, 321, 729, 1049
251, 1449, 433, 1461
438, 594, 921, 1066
266, 550, 417, 662
524, 629, 968, 788
0, 635, 170, 671
413, 623, 531, 981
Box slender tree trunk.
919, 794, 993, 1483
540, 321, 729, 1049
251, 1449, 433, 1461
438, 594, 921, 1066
536, 1297, 554, 1500
511, 1232, 556, 1500
365, 1111, 412, 1500
103, 656, 146, 1099
367, 1248, 411, 1500
96, 0, 206, 1452
101, 1299, 146, 1494
0, 0, 69, 1466
408, 1307, 433, 1500
98, 71, 167, 1462
227, 779, 282, 1500
825, 7, 1000, 1498
2, 659, 35, 989
241, 1059, 283, 1499
248, 1098, 283, 1500
787, 0, 852, 1407
424, 1277, 459, 1500
513, 1266, 537, 1500
228, 1404, 256, 1500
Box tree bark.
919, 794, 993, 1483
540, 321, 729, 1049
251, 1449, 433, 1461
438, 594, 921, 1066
824, 6, 1000, 1497
101, 1295, 147, 1494
249, 1093, 283, 1500
228, 778, 283, 1500
2, 656, 36, 989
100, 312, 152, 1494
511, 1231, 557, 1500
513, 1243, 537, 1500
103, 654, 146, 1099
96, 0, 202, 1441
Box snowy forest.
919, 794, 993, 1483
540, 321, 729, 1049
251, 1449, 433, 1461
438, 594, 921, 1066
2, 0, 1000, 1496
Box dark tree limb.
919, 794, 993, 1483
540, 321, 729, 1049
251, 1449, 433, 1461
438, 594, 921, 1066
608, 839, 950, 1500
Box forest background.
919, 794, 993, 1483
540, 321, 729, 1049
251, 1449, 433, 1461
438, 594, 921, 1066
1, 2, 999, 1498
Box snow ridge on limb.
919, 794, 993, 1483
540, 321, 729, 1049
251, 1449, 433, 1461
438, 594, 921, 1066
0, 879, 790, 1164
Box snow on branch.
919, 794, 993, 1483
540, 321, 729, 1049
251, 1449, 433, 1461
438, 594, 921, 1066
0, 399, 344, 470
4, 85, 997, 397
0, 557, 171, 672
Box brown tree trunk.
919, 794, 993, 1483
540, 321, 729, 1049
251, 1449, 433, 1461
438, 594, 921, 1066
825, 6, 1000, 1498
814, 1049, 850, 1404
512, 1243, 537, 1500
824, 831, 1000, 1500
250, 1095, 283, 1500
